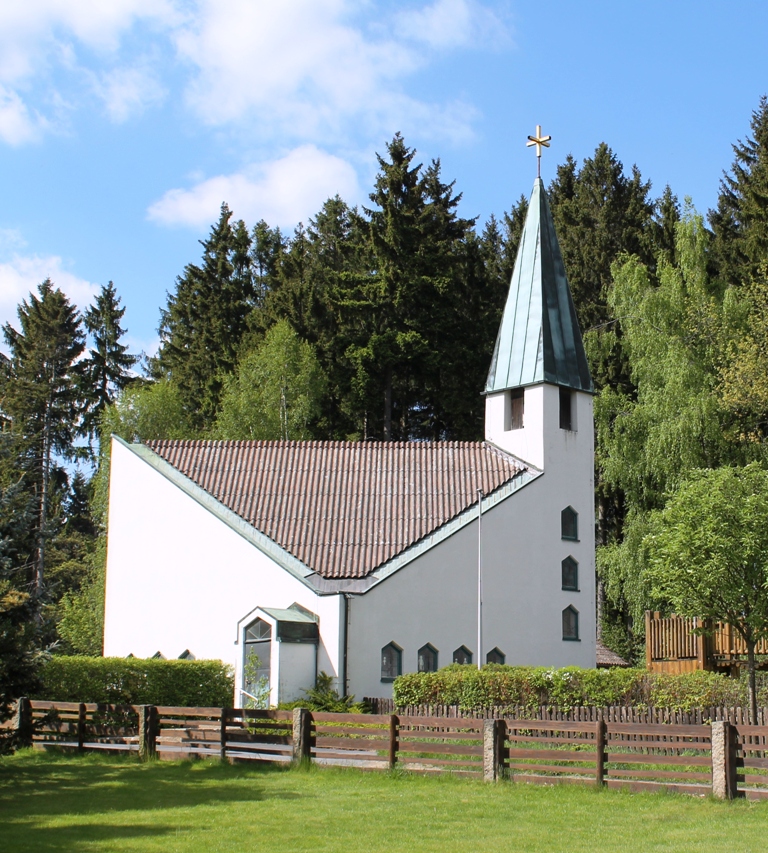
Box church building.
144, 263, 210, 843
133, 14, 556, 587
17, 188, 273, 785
103, 172, 596, 704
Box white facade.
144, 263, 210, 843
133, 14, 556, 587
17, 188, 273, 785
104, 377, 596, 703
103, 438, 343, 706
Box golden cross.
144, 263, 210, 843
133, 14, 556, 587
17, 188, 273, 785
526, 124, 551, 178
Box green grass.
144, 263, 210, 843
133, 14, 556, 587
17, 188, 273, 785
1, 750, 767, 852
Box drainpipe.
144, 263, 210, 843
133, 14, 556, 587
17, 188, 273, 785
477, 488, 484, 671
342, 594, 352, 697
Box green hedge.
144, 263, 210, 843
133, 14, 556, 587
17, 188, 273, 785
34, 657, 234, 707
393, 665, 768, 712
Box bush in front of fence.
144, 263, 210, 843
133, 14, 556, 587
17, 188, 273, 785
35, 657, 234, 706
393, 665, 768, 711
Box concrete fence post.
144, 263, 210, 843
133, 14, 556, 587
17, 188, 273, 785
483, 718, 506, 782
388, 715, 399, 770
138, 705, 157, 761
711, 720, 737, 799
292, 708, 312, 764
15, 697, 33, 748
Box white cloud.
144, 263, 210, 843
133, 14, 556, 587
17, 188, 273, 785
0, 1, 180, 78
0, 0, 181, 142
95, 64, 166, 123
173, 0, 492, 142
0, 253, 100, 334
395, 0, 507, 49
0, 85, 45, 145
147, 144, 361, 230
175, 0, 410, 131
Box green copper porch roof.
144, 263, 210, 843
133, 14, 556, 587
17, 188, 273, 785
485, 178, 593, 394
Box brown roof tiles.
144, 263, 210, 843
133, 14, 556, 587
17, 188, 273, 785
146, 440, 526, 580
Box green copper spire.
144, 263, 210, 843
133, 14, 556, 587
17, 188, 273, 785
485, 178, 593, 394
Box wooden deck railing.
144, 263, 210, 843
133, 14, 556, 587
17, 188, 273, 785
645, 611, 768, 673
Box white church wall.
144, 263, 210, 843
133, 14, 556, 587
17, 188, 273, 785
104, 438, 343, 703
348, 462, 596, 700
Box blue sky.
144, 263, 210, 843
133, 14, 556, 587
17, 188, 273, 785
1, 0, 767, 357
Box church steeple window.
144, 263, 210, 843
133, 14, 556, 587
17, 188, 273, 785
561, 506, 578, 541
559, 387, 574, 431
506, 388, 524, 430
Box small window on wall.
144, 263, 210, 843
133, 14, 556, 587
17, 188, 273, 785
507, 388, 524, 430
562, 606, 579, 641
486, 647, 506, 665
453, 646, 473, 665
561, 556, 579, 591
418, 644, 438, 673
559, 387, 573, 431
381, 642, 402, 681
561, 506, 578, 541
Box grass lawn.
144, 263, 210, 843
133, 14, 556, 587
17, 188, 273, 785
1, 750, 767, 853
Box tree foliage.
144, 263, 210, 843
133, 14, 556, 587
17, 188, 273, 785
216, 320, 326, 441
81, 282, 137, 445
645, 463, 768, 721
155, 204, 255, 430
1, 279, 86, 599
710, 95, 768, 287
596, 209, 752, 628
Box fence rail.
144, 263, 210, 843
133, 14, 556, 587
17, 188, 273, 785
363, 698, 768, 726
6, 698, 768, 800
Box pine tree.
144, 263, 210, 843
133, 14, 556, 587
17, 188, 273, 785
709, 95, 768, 287
155, 204, 255, 429
0, 279, 85, 599
81, 282, 137, 445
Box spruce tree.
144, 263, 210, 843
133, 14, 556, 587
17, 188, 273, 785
81, 282, 137, 445
1, 279, 85, 599
709, 95, 768, 287
155, 204, 255, 429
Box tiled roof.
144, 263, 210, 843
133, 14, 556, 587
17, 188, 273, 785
595, 641, 630, 668
146, 440, 526, 580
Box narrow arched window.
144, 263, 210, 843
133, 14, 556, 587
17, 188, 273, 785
561, 506, 578, 541
453, 646, 473, 665
562, 606, 579, 641
486, 647, 506, 665
561, 556, 579, 591
418, 644, 438, 673
381, 642, 402, 681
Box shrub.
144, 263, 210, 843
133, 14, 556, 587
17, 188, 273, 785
393, 665, 765, 712
35, 657, 234, 706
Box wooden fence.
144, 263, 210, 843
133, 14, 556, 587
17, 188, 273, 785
5, 699, 768, 800
364, 698, 768, 725
645, 611, 768, 673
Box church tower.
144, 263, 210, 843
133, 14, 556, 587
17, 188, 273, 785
484, 175, 593, 472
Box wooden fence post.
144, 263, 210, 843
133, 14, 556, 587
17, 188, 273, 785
77, 703, 87, 752
388, 715, 399, 770
292, 708, 312, 764
711, 720, 737, 799
595, 720, 606, 786
483, 719, 505, 782
219, 708, 229, 762
15, 697, 33, 748
138, 705, 157, 761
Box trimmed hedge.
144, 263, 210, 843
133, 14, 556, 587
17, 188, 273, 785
393, 664, 768, 713
35, 657, 234, 707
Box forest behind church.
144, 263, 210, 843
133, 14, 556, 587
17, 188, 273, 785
2, 97, 768, 704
